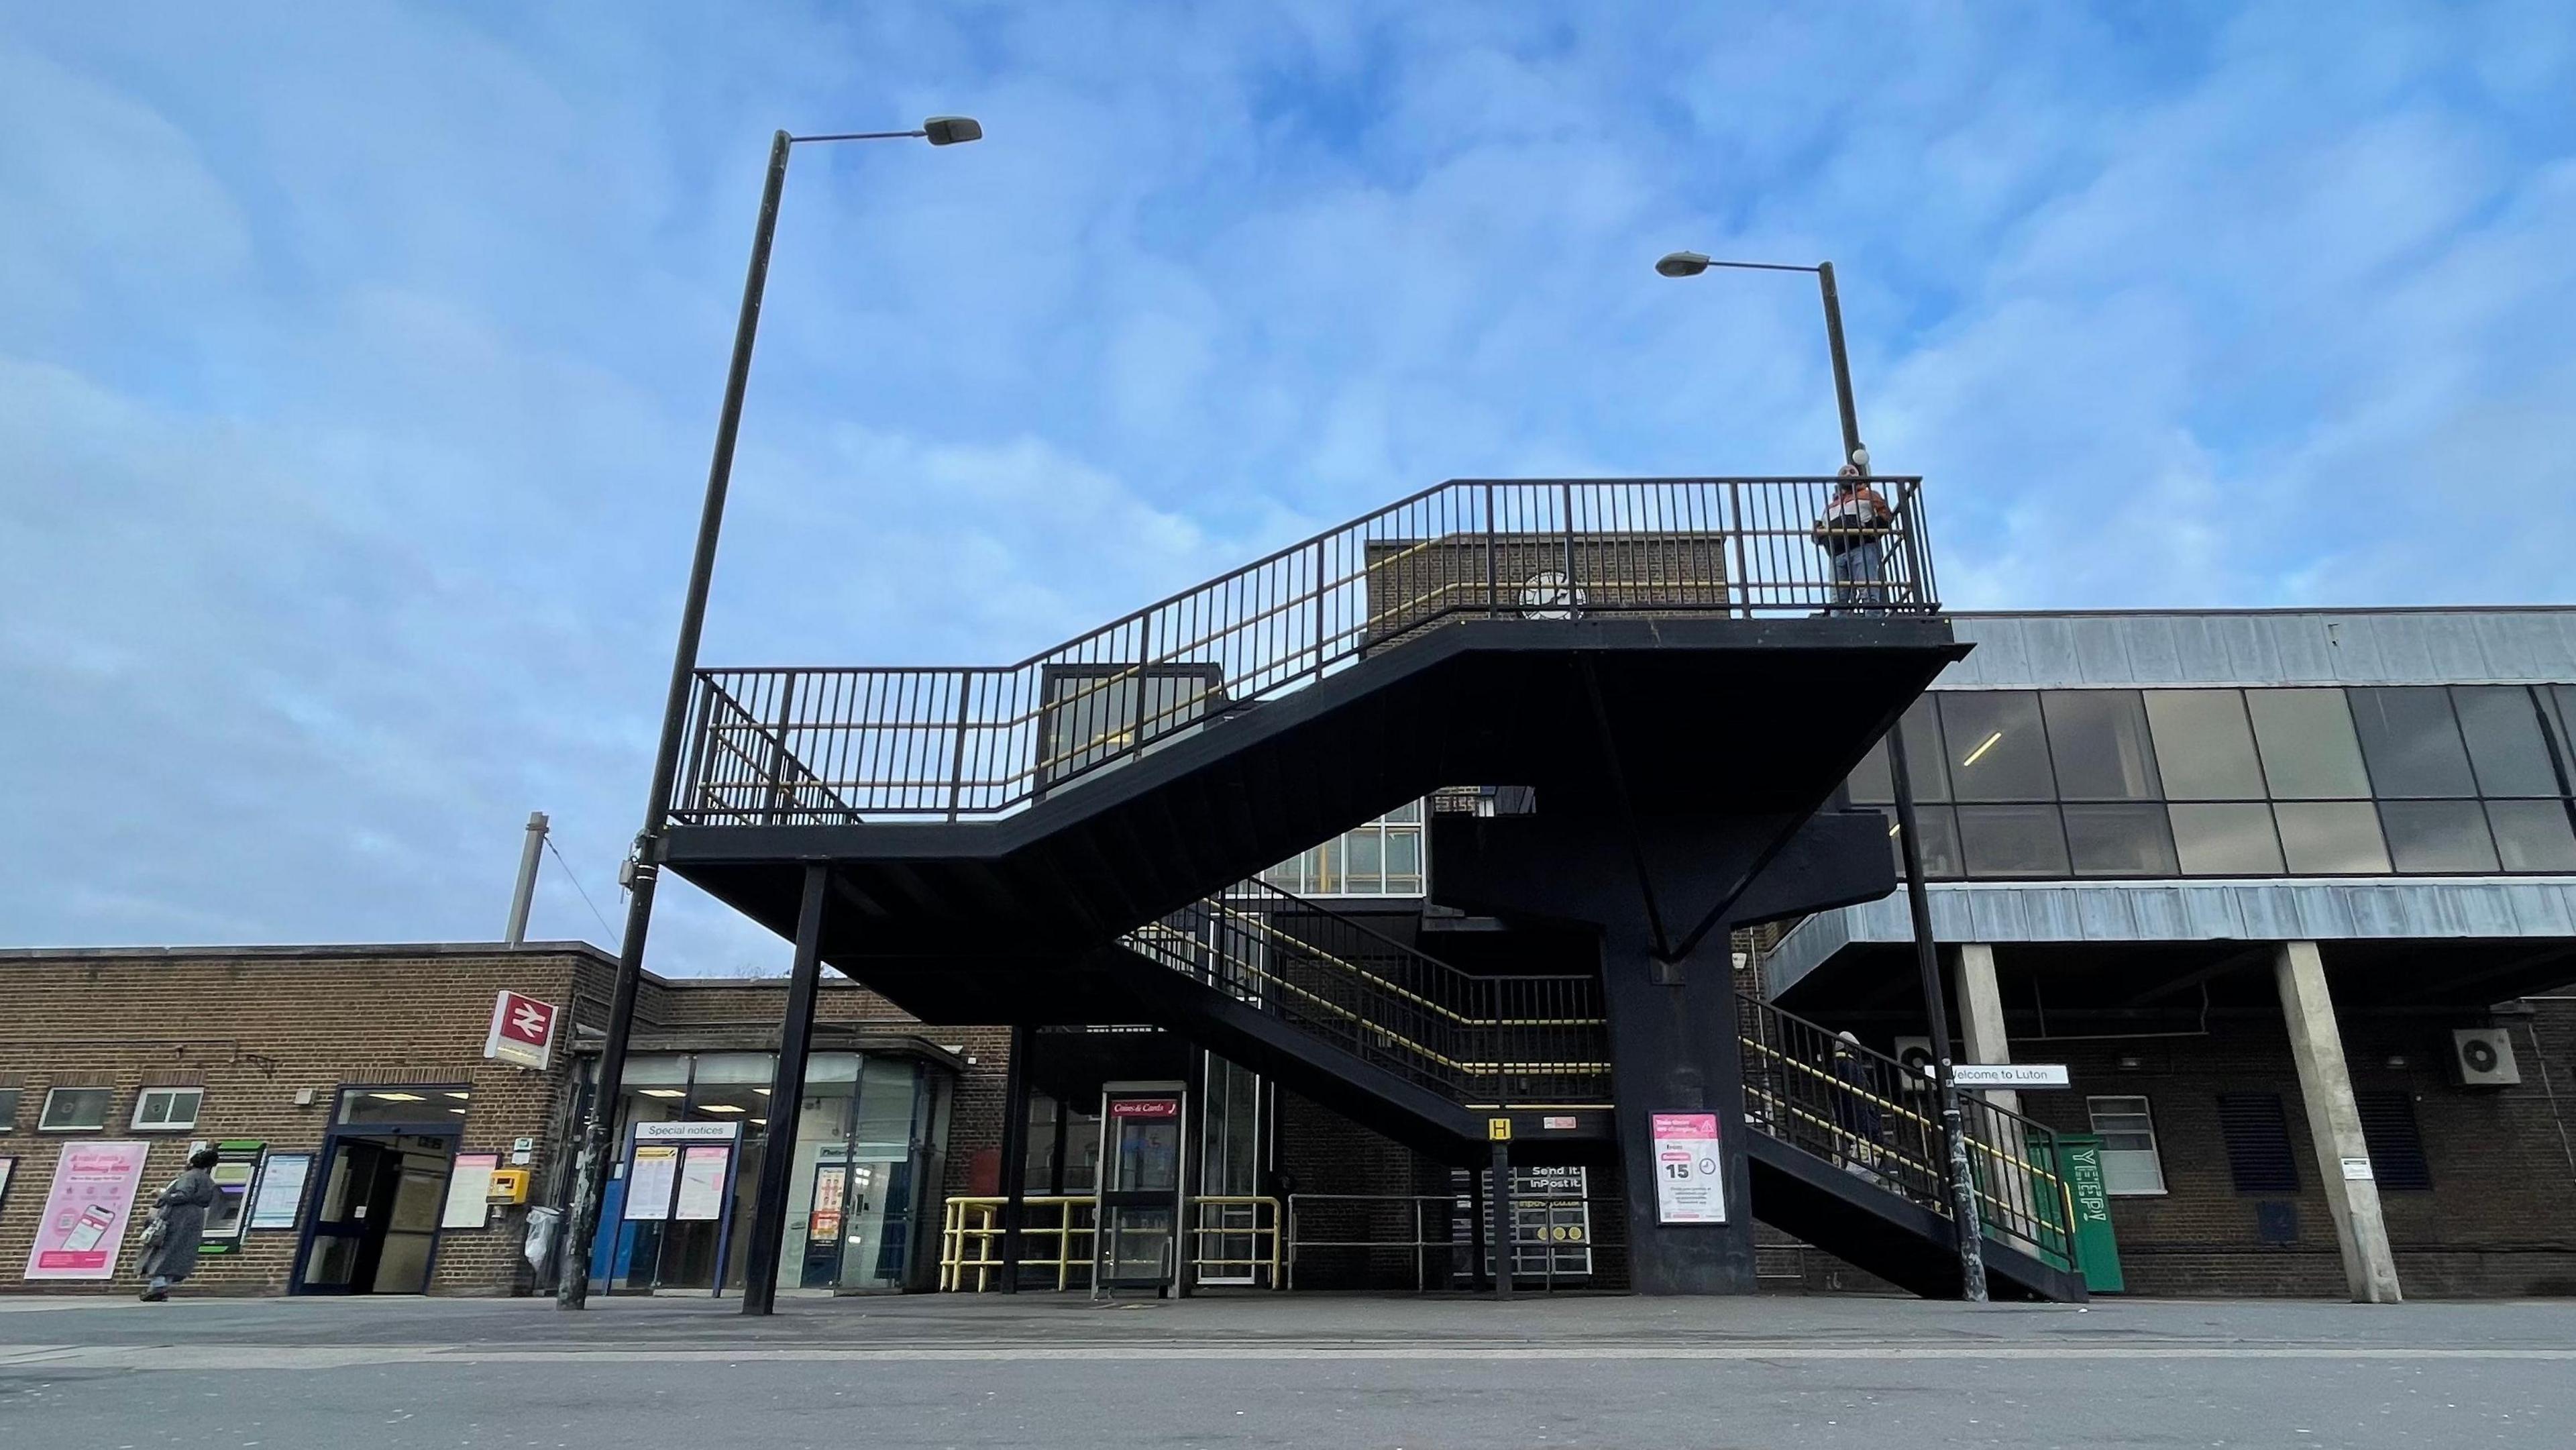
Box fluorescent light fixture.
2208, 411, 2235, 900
444, 1091, 470, 1100
447, 1107, 468, 1115
698, 1103, 747, 1114
639, 1088, 685, 1098
1888, 820, 1902, 837
1960, 731, 2004, 768
370, 1091, 426, 1102
752, 1088, 770, 1096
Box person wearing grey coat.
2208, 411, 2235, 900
139, 1146, 220, 1301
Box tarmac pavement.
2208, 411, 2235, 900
1, 1290, 2571, 1448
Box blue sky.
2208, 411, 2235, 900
3, 1, 2571, 972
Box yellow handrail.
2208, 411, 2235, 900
938, 1194, 1284, 1292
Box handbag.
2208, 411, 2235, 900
140, 1212, 169, 1251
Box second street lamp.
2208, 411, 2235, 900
558, 117, 983, 1314
1654, 248, 1988, 1304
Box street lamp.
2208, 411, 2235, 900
557, 118, 983, 1312
1654, 248, 1987, 1303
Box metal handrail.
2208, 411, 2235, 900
937, 1193, 1281, 1292
1123, 882, 1612, 1108
671, 476, 1937, 823
1740, 997, 2076, 1273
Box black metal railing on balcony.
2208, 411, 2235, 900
1122, 883, 1611, 1110
669, 475, 1937, 824
1739, 998, 2076, 1274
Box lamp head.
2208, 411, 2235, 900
922, 116, 983, 146
1656, 250, 1713, 278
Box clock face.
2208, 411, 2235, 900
1519, 570, 1585, 619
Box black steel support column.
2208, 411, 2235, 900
1488, 1141, 1514, 1300
1889, 719, 1988, 1302
995, 1025, 1033, 1292
739, 861, 828, 1316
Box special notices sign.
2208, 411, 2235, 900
1651, 1112, 1725, 1225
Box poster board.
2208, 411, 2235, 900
441, 1153, 500, 1230
624, 1145, 678, 1221
24, 1141, 151, 1280
1651, 1112, 1725, 1225
247, 1153, 313, 1231
674, 1146, 729, 1222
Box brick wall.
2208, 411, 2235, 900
0, 947, 1018, 1298
0, 945, 610, 1298
2014, 1000, 2576, 1298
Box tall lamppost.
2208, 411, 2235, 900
1654, 250, 1988, 1303
557, 117, 983, 1311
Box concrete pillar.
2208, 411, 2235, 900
2273, 941, 2402, 1304
1953, 943, 2017, 1117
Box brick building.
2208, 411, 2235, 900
0, 943, 995, 1298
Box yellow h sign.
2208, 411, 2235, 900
1488, 1117, 1513, 1141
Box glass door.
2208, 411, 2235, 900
1195, 1055, 1264, 1286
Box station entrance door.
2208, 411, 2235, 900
1094, 1084, 1185, 1296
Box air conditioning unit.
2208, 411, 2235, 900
2451, 1029, 2520, 1088
1892, 1035, 1938, 1093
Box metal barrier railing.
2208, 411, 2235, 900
936, 1194, 1281, 1292
1283, 1192, 1623, 1292
672, 476, 1937, 824
1739, 998, 2078, 1274
1124, 882, 1611, 1107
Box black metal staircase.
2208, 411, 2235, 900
648, 472, 2080, 1298
1740, 997, 2087, 1300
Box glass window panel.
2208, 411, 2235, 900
338, 1086, 469, 1125
1384, 799, 1423, 825
2144, 691, 2267, 800
1852, 698, 1947, 805
2452, 686, 2563, 798
2169, 803, 2284, 875
1887, 806, 1963, 879
1383, 828, 1423, 886
2548, 686, 2576, 774
2086, 1096, 2166, 1196
1343, 828, 1384, 893
1956, 805, 2069, 878
2274, 802, 2392, 874
2349, 687, 2477, 798
2062, 803, 2179, 877
2247, 689, 2372, 800
2041, 692, 2161, 800
1939, 692, 2056, 802
626, 1054, 692, 1086
1845, 739, 1892, 805
2485, 800, 2576, 872
2378, 800, 2499, 872
692, 1053, 777, 1084
39, 1086, 112, 1131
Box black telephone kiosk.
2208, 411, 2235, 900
1093, 1083, 1187, 1297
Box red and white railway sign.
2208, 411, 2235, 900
484, 990, 559, 1070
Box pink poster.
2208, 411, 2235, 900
25, 1140, 152, 1280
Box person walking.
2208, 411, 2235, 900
1828, 1031, 1886, 1178
137, 1145, 219, 1302
1813, 466, 1893, 610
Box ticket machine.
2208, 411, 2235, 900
1093, 1083, 1186, 1297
